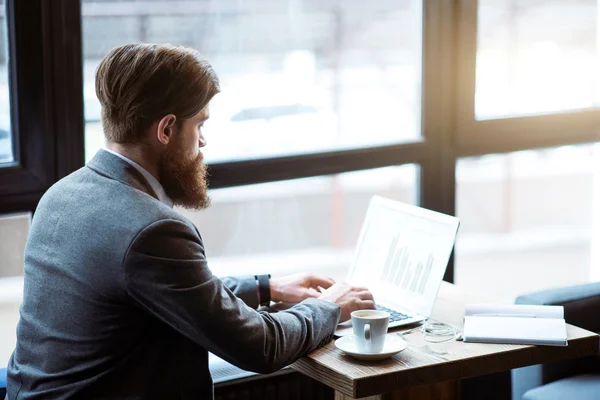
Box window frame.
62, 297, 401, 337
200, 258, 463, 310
0, 0, 84, 214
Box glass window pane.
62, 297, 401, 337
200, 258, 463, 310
0, 0, 11, 164
177, 164, 418, 281
455, 144, 597, 301
82, 0, 423, 163
476, 0, 598, 120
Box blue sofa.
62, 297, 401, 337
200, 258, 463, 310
512, 282, 600, 400
1, 367, 6, 399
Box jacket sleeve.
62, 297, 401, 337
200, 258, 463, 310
122, 218, 341, 374
220, 276, 260, 309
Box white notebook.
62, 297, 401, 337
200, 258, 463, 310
463, 304, 568, 347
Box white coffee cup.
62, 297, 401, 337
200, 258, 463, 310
351, 309, 390, 353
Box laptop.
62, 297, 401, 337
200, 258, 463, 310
335, 195, 460, 336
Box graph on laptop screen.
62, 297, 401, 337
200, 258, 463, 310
380, 234, 434, 294
349, 198, 458, 315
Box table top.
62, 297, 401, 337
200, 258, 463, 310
290, 282, 600, 398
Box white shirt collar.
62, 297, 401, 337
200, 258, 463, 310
103, 148, 174, 208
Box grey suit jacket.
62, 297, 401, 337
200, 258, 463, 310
6, 149, 340, 399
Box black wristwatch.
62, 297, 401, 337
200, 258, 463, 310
255, 274, 271, 306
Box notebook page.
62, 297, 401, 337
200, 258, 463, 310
463, 316, 568, 346
465, 304, 564, 319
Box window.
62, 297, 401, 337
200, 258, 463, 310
82, 0, 423, 163
455, 144, 597, 300
476, 0, 599, 120
179, 165, 418, 280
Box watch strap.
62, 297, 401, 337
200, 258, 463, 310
255, 274, 271, 306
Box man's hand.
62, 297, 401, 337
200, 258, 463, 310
318, 282, 375, 322
270, 273, 335, 304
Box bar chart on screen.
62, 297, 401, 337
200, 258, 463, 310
380, 234, 434, 294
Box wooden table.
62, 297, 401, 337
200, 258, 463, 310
291, 282, 599, 399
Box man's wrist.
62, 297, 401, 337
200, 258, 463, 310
269, 278, 283, 303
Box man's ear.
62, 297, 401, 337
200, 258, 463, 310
156, 114, 177, 145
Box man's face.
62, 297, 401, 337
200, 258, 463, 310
159, 107, 210, 209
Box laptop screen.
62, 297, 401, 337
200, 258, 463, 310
347, 196, 460, 318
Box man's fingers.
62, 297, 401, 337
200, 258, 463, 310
358, 300, 376, 310
356, 291, 374, 301
305, 287, 321, 298
351, 286, 370, 292
310, 275, 336, 289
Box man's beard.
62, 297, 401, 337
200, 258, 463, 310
159, 140, 210, 210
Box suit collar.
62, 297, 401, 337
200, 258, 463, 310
87, 149, 159, 201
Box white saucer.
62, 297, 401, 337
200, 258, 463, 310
334, 334, 408, 361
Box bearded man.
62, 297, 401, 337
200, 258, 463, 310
6, 44, 374, 400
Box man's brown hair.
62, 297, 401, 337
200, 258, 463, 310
96, 43, 220, 143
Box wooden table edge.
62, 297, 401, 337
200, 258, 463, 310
293, 330, 599, 398
291, 356, 356, 397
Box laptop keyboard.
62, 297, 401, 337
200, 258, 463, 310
376, 305, 410, 323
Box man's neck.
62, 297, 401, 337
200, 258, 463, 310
105, 142, 161, 182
